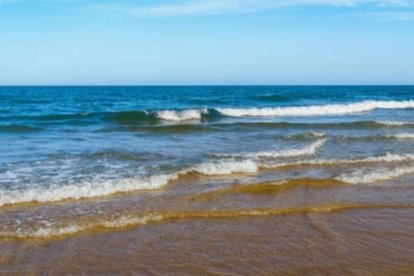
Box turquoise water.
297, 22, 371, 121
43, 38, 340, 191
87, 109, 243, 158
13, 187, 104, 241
1, 86, 414, 208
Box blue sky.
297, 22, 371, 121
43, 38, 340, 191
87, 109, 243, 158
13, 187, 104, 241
0, 0, 414, 85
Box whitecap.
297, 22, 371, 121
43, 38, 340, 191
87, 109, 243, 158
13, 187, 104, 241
155, 109, 207, 121
216, 100, 414, 118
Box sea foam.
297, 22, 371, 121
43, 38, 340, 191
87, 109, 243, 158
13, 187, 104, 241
216, 100, 414, 118
337, 165, 414, 184
384, 133, 414, 140
155, 109, 207, 121
264, 152, 414, 169
0, 174, 178, 207
216, 139, 326, 158
188, 159, 258, 175
376, 120, 414, 126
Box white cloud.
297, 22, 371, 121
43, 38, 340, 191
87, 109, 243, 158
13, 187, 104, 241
93, 0, 414, 17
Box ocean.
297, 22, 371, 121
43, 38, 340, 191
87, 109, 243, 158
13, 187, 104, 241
1, 86, 414, 274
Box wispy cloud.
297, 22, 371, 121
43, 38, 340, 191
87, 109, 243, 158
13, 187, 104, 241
94, 0, 414, 16
378, 0, 414, 7
94, 0, 363, 17
363, 10, 414, 20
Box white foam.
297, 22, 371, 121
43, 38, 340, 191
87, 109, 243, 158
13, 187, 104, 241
188, 159, 258, 175
8, 214, 164, 239
263, 152, 414, 169
337, 165, 414, 184
0, 159, 262, 206
306, 131, 326, 138
2, 148, 413, 207
216, 100, 414, 118
385, 133, 414, 140
376, 120, 414, 126
217, 139, 326, 158
0, 174, 178, 207
156, 109, 207, 121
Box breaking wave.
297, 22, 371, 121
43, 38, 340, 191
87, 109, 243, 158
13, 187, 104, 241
188, 159, 258, 175
376, 120, 414, 126
337, 165, 414, 184
3, 100, 414, 126
216, 100, 414, 117
0, 174, 179, 207
4, 147, 414, 208
384, 133, 414, 140
155, 109, 208, 121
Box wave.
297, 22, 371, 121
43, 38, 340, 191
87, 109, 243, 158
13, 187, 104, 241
216, 139, 326, 158
384, 133, 414, 140
3, 203, 413, 239
0, 140, 325, 207
0, 158, 264, 207
216, 100, 414, 118
3, 100, 414, 126
337, 165, 414, 184
3, 149, 414, 208
155, 109, 208, 121
265, 152, 414, 169
188, 159, 259, 175
0, 174, 179, 207
376, 120, 414, 126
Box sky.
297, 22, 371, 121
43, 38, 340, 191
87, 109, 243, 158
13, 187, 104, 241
0, 0, 414, 85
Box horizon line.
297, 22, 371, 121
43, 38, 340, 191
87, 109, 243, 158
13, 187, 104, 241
1, 84, 414, 87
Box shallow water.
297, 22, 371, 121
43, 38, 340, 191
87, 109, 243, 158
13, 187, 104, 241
1, 86, 414, 274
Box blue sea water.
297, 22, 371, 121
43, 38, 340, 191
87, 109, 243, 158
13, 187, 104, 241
0, 86, 414, 190
0, 86, 414, 210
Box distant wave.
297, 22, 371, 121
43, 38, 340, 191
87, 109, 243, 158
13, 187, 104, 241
383, 133, 414, 140
216, 100, 414, 118
155, 109, 209, 121
140, 100, 414, 122
2, 100, 414, 125
376, 120, 414, 126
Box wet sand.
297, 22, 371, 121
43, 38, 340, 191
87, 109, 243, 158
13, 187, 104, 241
1, 207, 414, 275
1, 173, 414, 275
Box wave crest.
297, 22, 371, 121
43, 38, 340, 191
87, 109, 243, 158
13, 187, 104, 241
155, 109, 208, 121
216, 100, 414, 118
337, 165, 414, 184
216, 139, 326, 158
0, 174, 178, 207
